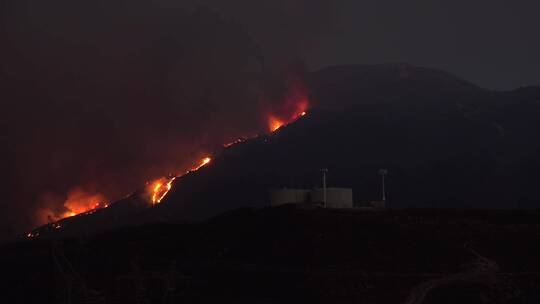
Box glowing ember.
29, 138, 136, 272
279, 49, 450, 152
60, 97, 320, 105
224, 138, 246, 148
26, 231, 39, 238
223, 135, 259, 148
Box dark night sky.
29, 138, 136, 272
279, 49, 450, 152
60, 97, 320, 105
1, 0, 540, 239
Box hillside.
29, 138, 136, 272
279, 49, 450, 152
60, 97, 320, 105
155, 64, 540, 218
4, 207, 540, 303
28, 63, 540, 239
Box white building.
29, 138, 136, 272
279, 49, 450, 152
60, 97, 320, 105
270, 187, 354, 209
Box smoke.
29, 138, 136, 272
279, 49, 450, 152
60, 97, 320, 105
0, 0, 338, 240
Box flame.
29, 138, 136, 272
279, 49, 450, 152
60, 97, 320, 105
35, 189, 109, 227
265, 78, 309, 133
194, 157, 212, 171
269, 116, 285, 132
32, 82, 310, 233
150, 157, 212, 205
59, 189, 108, 219
267, 98, 308, 133
151, 177, 176, 204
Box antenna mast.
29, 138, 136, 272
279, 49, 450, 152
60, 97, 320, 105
378, 169, 388, 202
321, 168, 328, 208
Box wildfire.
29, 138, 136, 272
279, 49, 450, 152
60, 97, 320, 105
32, 84, 309, 236
150, 157, 212, 205
194, 157, 212, 171
34, 189, 109, 229
60, 191, 109, 219
152, 91, 309, 205
151, 177, 176, 204
269, 116, 285, 132
267, 102, 308, 133
265, 77, 309, 133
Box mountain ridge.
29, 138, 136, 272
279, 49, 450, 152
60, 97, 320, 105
27, 63, 540, 239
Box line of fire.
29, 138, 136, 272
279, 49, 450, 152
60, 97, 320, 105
27, 97, 310, 238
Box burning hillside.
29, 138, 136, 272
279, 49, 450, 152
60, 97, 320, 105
142, 86, 310, 208
267, 78, 309, 132
28, 89, 310, 237
26, 63, 540, 241
35, 189, 109, 224
140, 98, 310, 208
142, 97, 310, 209
149, 157, 212, 205
0, 0, 333, 242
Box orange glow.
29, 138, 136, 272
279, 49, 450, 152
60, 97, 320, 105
194, 157, 212, 171
150, 157, 212, 205
151, 177, 176, 204
265, 78, 309, 133
59, 189, 108, 219
34, 189, 109, 226
32, 78, 310, 232
269, 116, 285, 132
267, 98, 309, 133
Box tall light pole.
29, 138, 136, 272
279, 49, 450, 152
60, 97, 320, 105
321, 168, 328, 208
378, 169, 388, 202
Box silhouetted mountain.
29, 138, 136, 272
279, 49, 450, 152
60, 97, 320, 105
30, 64, 540, 238
311, 63, 483, 108
155, 64, 540, 216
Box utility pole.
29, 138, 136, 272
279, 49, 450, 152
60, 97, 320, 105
378, 169, 388, 202
321, 168, 328, 208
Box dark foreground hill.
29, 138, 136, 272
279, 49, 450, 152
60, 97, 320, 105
4, 207, 540, 303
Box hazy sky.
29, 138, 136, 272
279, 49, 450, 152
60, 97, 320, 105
303, 0, 540, 90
